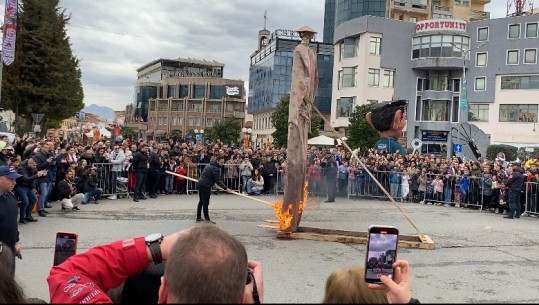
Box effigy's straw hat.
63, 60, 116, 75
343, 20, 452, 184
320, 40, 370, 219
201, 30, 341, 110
296, 25, 317, 33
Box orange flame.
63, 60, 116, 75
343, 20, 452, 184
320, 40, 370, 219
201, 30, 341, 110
272, 181, 309, 230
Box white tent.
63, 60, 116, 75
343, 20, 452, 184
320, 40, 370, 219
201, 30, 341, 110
307, 135, 341, 146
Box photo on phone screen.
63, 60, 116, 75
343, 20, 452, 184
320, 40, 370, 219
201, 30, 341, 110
364, 225, 399, 283
53, 232, 78, 266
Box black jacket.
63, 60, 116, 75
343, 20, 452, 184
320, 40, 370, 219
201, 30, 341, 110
34, 150, 54, 183
148, 152, 162, 171
131, 150, 149, 172
58, 179, 75, 200
505, 170, 526, 192
16, 161, 39, 189
0, 192, 19, 248
197, 159, 227, 189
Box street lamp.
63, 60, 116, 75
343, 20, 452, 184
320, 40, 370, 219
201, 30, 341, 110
450, 42, 487, 114
242, 127, 252, 149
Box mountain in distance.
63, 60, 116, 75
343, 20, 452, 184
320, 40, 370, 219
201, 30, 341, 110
82, 104, 115, 121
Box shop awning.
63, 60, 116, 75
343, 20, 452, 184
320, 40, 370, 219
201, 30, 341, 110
145, 129, 154, 136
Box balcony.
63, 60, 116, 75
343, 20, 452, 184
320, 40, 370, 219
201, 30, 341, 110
432, 5, 452, 14
411, 57, 464, 70
392, 0, 429, 14
470, 10, 490, 21
473, 0, 491, 4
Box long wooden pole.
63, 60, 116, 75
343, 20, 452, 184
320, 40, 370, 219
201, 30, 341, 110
311, 106, 427, 240
165, 170, 274, 207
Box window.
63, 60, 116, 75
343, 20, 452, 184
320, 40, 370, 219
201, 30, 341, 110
206, 118, 214, 127
167, 85, 175, 98
158, 117, 168, 125
369, 37, 382, 55
179, 85, 189, 98
417, 78, 424, 91
476, 52, 487, 66
336, 97, 355, 118
188, 103, 203, 112
474, 77, 486, 91
188, 117, 202, 126
526, 23, 538, 38
207, 104, 221, 113
382, 70, 395, 88
339, 67, 357, 88
368, 68, 380, 86
341, 38, 358, 59
409, 17, 417, 23
171, 117, 183, 126
452, 96, 459, 122
508, 24, 520, 39
171, 102, 183, 111
412, 34, 469, 59
524, 49, 537, 64
209, 85, 224, 99
499, 104, 538, 122
157, 101, 168, 111
194, 85, 205, 98
421, 99, 451, 121
507, 50, 519, 65
427, 71, 449, 91
468, 104, 489, 122
452, 79, 460, 92
477, 27, 489, 41
501, 75, 539, 89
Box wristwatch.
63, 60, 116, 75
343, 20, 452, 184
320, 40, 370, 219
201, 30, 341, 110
145, 233, 164, 264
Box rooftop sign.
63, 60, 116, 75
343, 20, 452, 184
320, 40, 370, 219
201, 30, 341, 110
415, 19, 467, 34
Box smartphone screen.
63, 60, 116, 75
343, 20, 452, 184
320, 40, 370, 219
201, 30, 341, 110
364, 225, 399, 283
53, 232, 78, 266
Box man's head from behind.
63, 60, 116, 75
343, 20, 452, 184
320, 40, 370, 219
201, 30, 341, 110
162, 224, 248, 303
366, 100, 407, 138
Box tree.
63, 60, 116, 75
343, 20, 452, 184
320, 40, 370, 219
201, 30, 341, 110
271, 94, 322, 147
208, 117, 241, 145
120, 126, 137, 140
2, 0, 84, 132
169, 129, 182, 142
346, 101, 380, 152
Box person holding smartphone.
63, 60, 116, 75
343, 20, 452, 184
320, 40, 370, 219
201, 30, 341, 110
48, 224, 264, 304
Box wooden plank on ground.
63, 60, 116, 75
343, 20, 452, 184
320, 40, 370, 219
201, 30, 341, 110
263, 225, 435, 250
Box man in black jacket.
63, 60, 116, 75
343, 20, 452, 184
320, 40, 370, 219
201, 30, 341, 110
15, 158, 46, 223
321, 150, 338, 203
147, 148, 162, 199
196, 156, 232, 224
131, 144, 149, 202
0, 165, 23, 275
504, 162, 526, 219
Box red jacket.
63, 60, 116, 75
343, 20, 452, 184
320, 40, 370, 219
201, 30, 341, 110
48, 237, 149, 304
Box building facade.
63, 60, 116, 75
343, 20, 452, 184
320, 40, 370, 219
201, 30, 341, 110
248, 28, 334, 147
323, 0, 490, 44
332, 15, 539, 156
129, 58, 246, 141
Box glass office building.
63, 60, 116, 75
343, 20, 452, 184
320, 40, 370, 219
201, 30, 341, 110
323, 0, 386, 44
248, 34, 334, 115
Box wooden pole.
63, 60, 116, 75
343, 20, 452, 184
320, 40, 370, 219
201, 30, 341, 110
165, 171, 274, 207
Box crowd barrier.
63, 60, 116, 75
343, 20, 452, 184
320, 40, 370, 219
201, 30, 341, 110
92, 163, 132, 198
525, 182, 539, 216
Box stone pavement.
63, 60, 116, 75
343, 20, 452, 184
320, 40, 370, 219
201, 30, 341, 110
14, 192, 539, 303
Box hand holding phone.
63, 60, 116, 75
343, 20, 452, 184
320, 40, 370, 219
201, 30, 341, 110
53, 232, 78, 266
364, 225, 399, 284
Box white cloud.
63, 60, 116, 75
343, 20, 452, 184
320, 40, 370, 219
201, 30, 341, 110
0, 0, 512, 111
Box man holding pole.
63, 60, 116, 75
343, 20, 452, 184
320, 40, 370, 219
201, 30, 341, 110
196, 155, 231, 224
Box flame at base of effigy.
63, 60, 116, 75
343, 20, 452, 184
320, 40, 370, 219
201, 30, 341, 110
272, 181, 310, 231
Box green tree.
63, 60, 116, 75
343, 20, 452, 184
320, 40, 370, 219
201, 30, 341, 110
271, 94, 322, 147
2, 0, 84, 132
347, 101, 380, 152
120, 126, 137, 140
208, 117, 242, 145
169, 129, 182, 142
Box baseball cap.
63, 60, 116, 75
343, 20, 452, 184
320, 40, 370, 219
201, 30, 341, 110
0, 165, 22, 179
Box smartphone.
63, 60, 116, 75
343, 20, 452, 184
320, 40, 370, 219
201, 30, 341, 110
364, 225, 399, 284
53, 232, 78, 266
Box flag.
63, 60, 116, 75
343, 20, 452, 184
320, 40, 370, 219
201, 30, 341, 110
2, 0, 18, 66
460, 78, 468, 110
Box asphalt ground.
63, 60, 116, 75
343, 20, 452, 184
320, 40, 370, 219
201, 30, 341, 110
14, 191, 539, 303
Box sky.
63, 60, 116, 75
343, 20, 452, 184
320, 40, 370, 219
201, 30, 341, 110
2, 0, 508, 111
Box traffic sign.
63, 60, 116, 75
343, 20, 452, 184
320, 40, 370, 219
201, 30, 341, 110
454, 144, 463, 153
411, 138, 422, 150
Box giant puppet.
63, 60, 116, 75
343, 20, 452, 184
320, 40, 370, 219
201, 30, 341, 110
281, 25, 318, 232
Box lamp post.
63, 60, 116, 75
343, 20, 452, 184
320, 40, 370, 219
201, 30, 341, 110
450, 42, 487, 116
242, 127, 252, 149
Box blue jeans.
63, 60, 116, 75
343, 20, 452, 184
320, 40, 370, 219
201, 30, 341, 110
15, 186, 37, 219
135, 171, 147, 198
444, 186, 453, 204
38, 181, 52, 211
246, 181, 262, 195
82, 188, 103, 204
165, 175, 175, 193
110, 171, 118, 194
